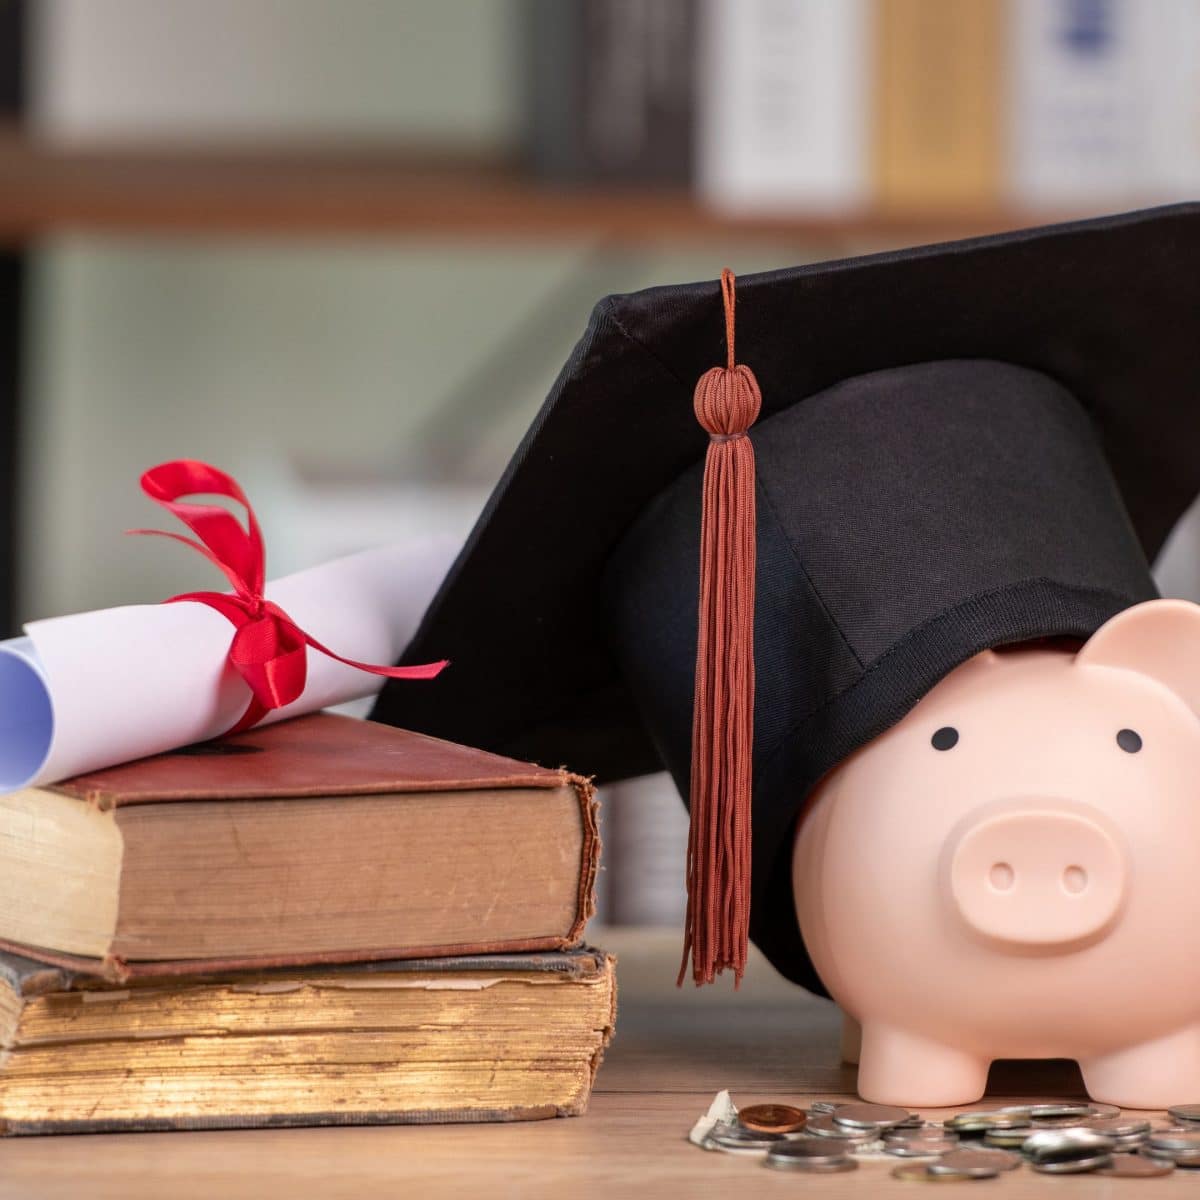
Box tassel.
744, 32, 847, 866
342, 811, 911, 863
679, 268, 761, 988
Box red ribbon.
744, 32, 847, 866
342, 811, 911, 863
128, 459, 447, 735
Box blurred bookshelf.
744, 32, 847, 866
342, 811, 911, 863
0, 133, 1101, 247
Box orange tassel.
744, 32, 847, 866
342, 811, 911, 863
679, 268, 761, 988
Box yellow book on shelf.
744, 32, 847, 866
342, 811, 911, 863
873, 0, 1003, 209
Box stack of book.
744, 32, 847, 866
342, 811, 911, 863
0, 713, 612, 1134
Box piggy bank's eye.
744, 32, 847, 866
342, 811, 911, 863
1116, 729, 1142, 754
931, 727, 959, 751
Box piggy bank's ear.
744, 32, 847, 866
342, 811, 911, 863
1076, 599, 1200, 716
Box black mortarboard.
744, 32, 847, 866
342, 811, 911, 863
372, 204, 1200, 992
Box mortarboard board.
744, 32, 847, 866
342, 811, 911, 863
371, 203, 1200, 992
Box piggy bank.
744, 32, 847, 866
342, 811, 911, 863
793, 598, 1200, 1108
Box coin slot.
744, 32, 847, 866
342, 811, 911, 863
988, 862, 1015, 892
1062, 865, 1088, 894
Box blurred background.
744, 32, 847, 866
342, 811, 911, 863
0, 0, 1198, 925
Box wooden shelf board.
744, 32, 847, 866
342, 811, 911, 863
0, 136, 1093, 244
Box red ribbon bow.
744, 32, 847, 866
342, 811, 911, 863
129, 459, 447, 735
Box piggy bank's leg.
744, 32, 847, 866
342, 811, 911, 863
1081, 1027, 1200, 1109
840, 1013, 862, 1065
858, 1024, 989, 1106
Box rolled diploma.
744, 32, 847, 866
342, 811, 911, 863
0, 542, 454, 792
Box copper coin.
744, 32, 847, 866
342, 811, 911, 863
739, 1103, 807, 1134
1096, 1155, 1174, 1178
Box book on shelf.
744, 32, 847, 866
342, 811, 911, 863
1008, 0, 1144, 206
0, 945, 616, 1134
696, 0, 870, 213
525, 0, 697, 185
873, 0, 1003, 209
0, 712, 599, 980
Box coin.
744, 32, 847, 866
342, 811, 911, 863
1028, 1102, 1094, 1119
982, 1126, 1034, 1148
805, 1113, 876, 1140
1079, 1116, 1151, 1139
1168, 1104, 1200, 1124
808, 1100, 839, 1114
1023, 1128, 1115, 1157
892, 1164, 981, 1182
1149, 1147, 1200, 1167
738, 1103, 807, 1134
706, 1122, 780, 1153
948, 1110, 1029, 1132
832, 1102, 913, 1129
885, 1128, 959, 1149
1147, 1129, 1200, 1152
1096, 1154, 1175, 1178
1087, 1102, 1122, 1119
886, 1141, 961, 1158
764, 1139, 854, 1171
933, 1148, 1021, 1174
1032, 1154, 1112, 1174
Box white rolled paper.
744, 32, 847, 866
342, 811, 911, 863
0, 540, 459, 792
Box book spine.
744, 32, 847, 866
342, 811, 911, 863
1008, 0, 1145, 206
697, 0, 870, 213
526, 0, 697, 184
1136, 0, 1200, 200
872, 0, 1003, 209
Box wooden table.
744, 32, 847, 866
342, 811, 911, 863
0, 928, 1184, 1197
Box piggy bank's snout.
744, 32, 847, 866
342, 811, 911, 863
945, 806, 1127, 950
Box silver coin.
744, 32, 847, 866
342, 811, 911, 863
885, 1124, 957, 1141
808, 1100, 839, 1115
892, 1164, 980, 1182
764, 1138, 852, 1167
1150, 1148, 1200, 1167
886, 1141, 961, 1158
1087, 1102, 1121, 1119
927, 1161, 1000, 1179
707, 1123, 780, 1152
933, 1148, 1021, 1174
1024, 1128, 1115, 1162
982, 1126, 1034, 1148
884, 1131, 958, 1146
1080, 1116, 1151, 1138
1029, 1115, 1095, 1129
947, 1110, 1027, 1132
764, 1156, 857, 1173
804, 1112, 876, 1140
1097, 1154, 1174, 1178
1028, 1102, 1094, 1119
1168, 1104, 1200, 1124
832, 1102, 913, 1129
1147, 1129, 1200, 1153
1032, 1154, 1112, 1174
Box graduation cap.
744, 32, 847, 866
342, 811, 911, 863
372, 204, 1200, 992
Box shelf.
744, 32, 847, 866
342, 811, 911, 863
0, 135, 1095, 245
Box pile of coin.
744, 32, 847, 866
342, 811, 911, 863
694, 1095, 1200, 1180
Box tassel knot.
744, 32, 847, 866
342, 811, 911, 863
679, 268, 760, 988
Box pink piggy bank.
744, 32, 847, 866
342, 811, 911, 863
793, 598, 1200, 1108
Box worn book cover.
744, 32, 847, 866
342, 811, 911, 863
0, 713, 599, 980
0, 945, 616, 1134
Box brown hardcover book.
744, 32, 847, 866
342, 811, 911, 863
0, 713, 598, 980
0, 945, 616, 1134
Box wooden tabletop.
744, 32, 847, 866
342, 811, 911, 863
0, 927, 1184, 1198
